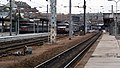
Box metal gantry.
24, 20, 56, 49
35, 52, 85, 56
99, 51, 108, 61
50, 0, 57, 43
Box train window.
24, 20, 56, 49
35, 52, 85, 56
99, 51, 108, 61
57, 26, 66, 28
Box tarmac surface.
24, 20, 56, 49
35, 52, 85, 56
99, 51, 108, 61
83, 33, 120, 68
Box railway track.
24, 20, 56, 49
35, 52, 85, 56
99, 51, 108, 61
34, 32, 102, 68
0, 34, 68, 57
0, 36, 48, 56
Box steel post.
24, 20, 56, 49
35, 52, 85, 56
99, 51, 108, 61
69, 0, 72, 40
83, 0, 86, 35
10, 0, 12, 36
50, 0, 57, 43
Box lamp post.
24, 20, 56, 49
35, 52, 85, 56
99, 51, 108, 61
108, 0, 120, 36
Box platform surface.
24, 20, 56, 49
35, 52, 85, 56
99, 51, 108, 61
0, 32, 48, 42
84, 33, 120, 68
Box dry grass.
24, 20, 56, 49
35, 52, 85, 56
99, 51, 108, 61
0, 33, 95, 68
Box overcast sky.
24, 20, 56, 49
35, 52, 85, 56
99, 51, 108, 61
0, 0, 120, 14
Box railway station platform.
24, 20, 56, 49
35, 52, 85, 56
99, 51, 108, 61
76, 33, 120, 68
0, 32, 48, 42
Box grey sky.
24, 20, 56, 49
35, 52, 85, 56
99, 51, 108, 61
0, 0, 120, 14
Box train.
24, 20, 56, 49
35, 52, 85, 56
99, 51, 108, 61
57, 22, 69, 34
19, 19, 48, 34
57, 21, 80, 34
19, 20, 80, 34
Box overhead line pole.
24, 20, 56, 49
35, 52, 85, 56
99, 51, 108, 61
46, 2, 50, 43
50, 0, 57, 43
69, 0, 73, 40
10, 0, 12, 36
17, 7, 20, 34
83, 0, 86, 35
114, 0, 120, 36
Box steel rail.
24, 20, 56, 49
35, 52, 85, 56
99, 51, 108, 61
0, 35, 67, 57
64, 32, 101, 68
34, 32, 102, 68
0, 36, 48, 55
